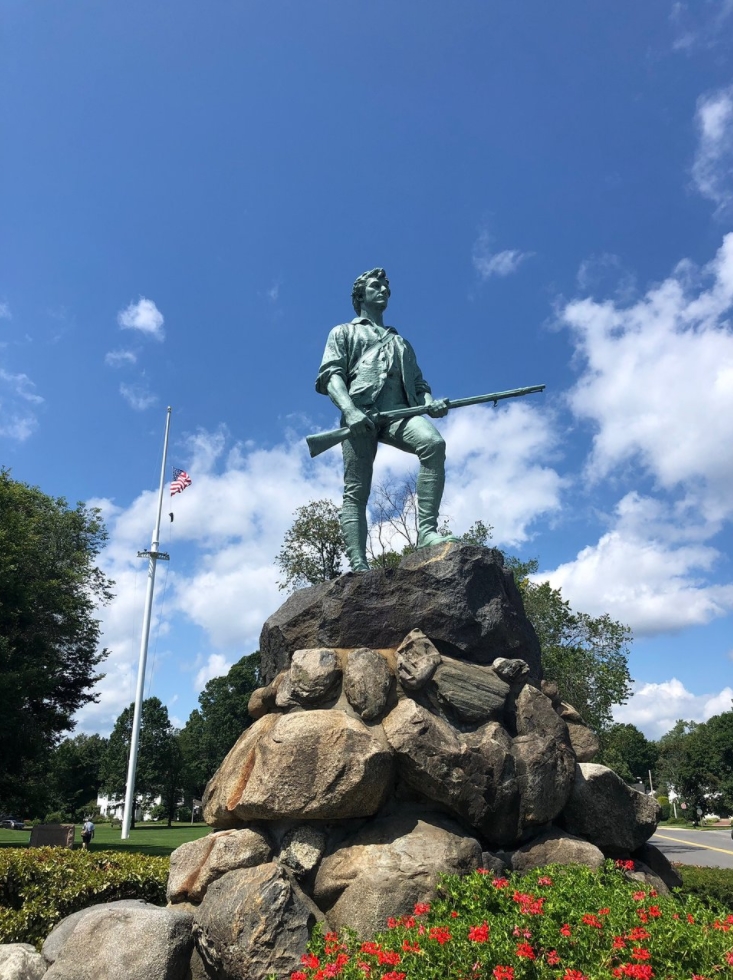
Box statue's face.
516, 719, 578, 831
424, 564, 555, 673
363, 276, 390, 311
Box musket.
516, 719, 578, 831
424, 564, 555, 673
306, 384, 546, 458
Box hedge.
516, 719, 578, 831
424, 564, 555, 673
0, 847, 169, 949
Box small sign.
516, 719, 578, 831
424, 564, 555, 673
696, 807, 703, 816
29, 823, 75, 848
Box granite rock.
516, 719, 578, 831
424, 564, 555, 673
0, 944, 47, 980
510, 829, 604, 872
342, 648, 392, 721
395, 629, 441, 691
167, 828, 272, 904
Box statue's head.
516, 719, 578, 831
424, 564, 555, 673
352, 268, 391, 314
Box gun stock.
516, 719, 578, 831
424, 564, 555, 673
306, 426, 352, 458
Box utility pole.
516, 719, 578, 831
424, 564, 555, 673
121, 407, 172, 839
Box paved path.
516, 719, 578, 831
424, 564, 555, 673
651, 827, 733, 870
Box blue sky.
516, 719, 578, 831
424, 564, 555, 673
2, 0, 732, 738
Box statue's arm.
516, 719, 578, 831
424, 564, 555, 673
316, 326, 375, 436
327, 376, 376, 435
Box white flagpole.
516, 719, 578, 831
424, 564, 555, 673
121, 406, 172, 839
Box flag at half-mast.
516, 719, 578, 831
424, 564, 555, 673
171, 468, 192, 496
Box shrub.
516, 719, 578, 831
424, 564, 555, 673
655, 795, 670, 821
0, 847, 169, 949
677, 864, 733, 912
293, 861, 733, 980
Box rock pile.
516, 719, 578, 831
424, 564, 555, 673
2, 545, 673, 980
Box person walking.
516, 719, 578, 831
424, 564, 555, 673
81, 817, 95, 850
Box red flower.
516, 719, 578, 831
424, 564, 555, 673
334, 955, 349, 969
324, 965, 340, 978
380, 973, 406, 980
647, 906, 661, 918
493, 968, 514, 980
613, 967, 654, 980
560, 923, 572, 937
687, 914, 695, 924
616, 859, 635, 870
356, 962, 371, 976
291, 973, 308, 980
627, 928, 650, 941
515, 942, 535, 960
450, 911, 459, 918
428, 927, 452, 945
598, 907, 610, 915
649, 889, 657, 897
475, 867, 490, 874
581, 913, 603, 929
401, 941, 420, 953
637, 910, 649, 924
325, 933, 339, 942
612, 936, 627, 949
725, 952, 733, 966
492, 877, 510, 889
537, 876, 553, 886
546, 950, 561, 965
631, 948, 651, 961
360, 942, 381, 956
467, 922, 489, 943
632, 891, 646, 902
387, 918, 398, 929
401, 916, 415, 930
302, 955, 320, 969
563, 971, 588, 980
413, 903, 430, 916
377, 951, 400, 966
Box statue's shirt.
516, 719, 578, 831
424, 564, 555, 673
316, 317, 432, 409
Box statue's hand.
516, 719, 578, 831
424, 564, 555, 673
345, 407, 376, 436
426, 397, 449, 418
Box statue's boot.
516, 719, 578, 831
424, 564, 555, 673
416, 463, 460, 550
341, 504, 370, 572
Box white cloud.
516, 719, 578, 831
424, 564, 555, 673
539, 234, 733, 636
539, 493, 733, 635
613, 678, 733, 738
0, 303, 11, 320
692, 85, 733, 213
117, 297, 165, 341
195, 654, 234, 691
473, 232, 533, 280
120, 382, 157, 411
0, 367, 43, 441
105, 349, 137, 368
670, 1, 733, 53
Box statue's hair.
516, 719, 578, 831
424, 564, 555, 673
351, 268, 390, 314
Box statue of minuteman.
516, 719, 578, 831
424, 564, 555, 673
316, 267, 457, 572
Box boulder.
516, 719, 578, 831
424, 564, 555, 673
342, 648, 392, 721
193, 863, 322, 980
290, 648, 341, 704
0, 944, 46, 980
42, 900, 154, 965
167, 828, 272, 904
426, 657, 510, 726
395, 629, 441, 690
512, 732, 576, 834
480, 851, 508, 875
259, 543, 542, 683
43, 905, 193, 980
514, 684, 569, 741
383, 701, 520, 844
561, 764, 661, 855
313, 808, 481, 938
247, 685, 276, 720
279, 825, 327, 878
632, 842, 683, 890
510, 829, 604, 872
566, 722, 600, 762
492, 658, 530, 684
203, 710, 394, 826
625, 862, 672, 897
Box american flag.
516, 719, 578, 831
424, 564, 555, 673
171, 468, 192, 496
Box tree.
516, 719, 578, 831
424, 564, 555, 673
657, 709, 733, 818
597, 723, 658, 785
0, 470, 114, 814
101, 697, 179, 827
48, 733, 108, 819
275, 500, 345, 591
179, 652, 261, 799
518, 577, 632, 734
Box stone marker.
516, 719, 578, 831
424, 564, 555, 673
29, 824, 75, 848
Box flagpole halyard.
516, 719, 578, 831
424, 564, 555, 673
121, 406, 172, 839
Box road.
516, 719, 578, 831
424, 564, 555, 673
651, 827, 733, 870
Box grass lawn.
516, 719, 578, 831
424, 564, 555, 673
0, 822, 211, 857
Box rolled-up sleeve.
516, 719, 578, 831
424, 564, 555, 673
315, 325, 348, 395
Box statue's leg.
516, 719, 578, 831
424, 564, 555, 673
382, 416, 459, 549
341, 428, 378, 571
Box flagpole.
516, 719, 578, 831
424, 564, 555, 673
121, 406, 172, 840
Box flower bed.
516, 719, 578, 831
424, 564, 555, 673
289, 861, 733, 980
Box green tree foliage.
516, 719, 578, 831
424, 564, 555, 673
514, 574, 633, 734
0, 470, 113, 814
100, 697, 179, 827
275, 499, 345, 591
179, 652, 260, 799
657, 709, 733, 817
48, 733, 108, 820
596, 723, 658, 785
